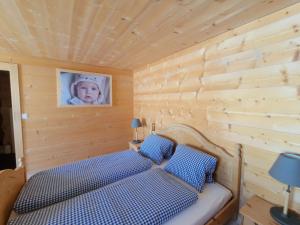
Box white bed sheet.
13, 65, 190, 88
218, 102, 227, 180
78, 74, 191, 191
156, 159, 232, 225
164, 182, 232, 225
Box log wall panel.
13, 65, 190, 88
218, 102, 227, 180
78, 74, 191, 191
15, 60, 132, 177
133, 3, 300, 212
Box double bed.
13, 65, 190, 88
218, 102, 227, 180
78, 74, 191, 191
0, 124, 242, 225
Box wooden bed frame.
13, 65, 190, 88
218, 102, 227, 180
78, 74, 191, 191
0, 159, 25, 225
0, 124, 242, 225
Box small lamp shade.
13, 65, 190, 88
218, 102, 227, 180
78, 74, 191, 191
269, 153, 300, 187
131, 118, 142, 128
268, 152, 300, 225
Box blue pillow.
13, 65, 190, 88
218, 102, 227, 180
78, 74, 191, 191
164, 144, 217, 192
140, 134, 174, 164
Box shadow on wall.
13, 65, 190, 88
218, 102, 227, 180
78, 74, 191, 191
0, 99, 15, 169
0, 71, 16, 169
0, 99, 4, 146
0, 70, 14, 155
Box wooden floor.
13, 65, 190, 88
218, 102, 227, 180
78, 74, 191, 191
0, 154, 15, 170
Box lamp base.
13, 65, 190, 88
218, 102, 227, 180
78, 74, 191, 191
270, 207, 300, 225
132, 140, 142, 144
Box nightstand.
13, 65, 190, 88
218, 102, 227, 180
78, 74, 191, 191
240, 195, 279, 225
128, 141, 142, 152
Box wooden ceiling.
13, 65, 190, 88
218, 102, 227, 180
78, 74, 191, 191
0, 0, 298, 70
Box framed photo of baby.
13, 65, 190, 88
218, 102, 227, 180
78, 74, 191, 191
57, 69, 112, 107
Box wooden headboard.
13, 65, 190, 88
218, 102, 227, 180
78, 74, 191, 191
158, 123, 242, 204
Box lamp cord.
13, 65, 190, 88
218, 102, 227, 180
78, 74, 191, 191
283, 185, 291, 216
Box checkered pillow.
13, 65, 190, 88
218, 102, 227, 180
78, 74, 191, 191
140, 134, 174, 164
164, 144, 217, 192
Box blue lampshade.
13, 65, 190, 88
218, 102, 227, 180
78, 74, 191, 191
269, 152, 300, 187
131, 118, 142, 128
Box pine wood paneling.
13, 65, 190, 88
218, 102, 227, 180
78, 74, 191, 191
13, 58, 133, 177
0, 0, 298, 69
134, 3, 300, 212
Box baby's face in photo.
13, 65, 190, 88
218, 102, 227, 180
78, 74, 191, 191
76, 81, 100, 103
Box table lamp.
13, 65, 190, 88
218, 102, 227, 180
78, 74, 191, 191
131, 118, 142, 144
269, 152, 300, 225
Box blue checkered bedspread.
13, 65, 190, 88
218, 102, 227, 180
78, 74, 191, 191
9, 169, 198, 225
14, 150, 153, 214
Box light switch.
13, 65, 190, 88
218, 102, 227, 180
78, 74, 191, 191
21, 113, 29, 120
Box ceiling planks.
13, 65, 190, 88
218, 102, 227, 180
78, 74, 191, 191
0, 0, 298, 69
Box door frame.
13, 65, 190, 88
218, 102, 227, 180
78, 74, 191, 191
0, 62, 23, 167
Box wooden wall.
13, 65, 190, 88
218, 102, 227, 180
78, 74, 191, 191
134, 3, 300, 212
0, 56, 133, 177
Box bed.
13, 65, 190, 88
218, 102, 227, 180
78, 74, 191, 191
0, 124, 242, 225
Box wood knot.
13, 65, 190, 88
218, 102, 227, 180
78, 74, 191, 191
293, 25, 299, 33
293, 49, 300, 61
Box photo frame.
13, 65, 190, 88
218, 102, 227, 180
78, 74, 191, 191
56, 69, 112, 107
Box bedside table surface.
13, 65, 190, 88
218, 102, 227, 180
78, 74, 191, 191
128, 141, 142, 152
240, 196, 279, 225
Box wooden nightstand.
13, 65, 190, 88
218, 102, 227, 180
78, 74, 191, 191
128, 141, 142, 152
240, 195, 279, 225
